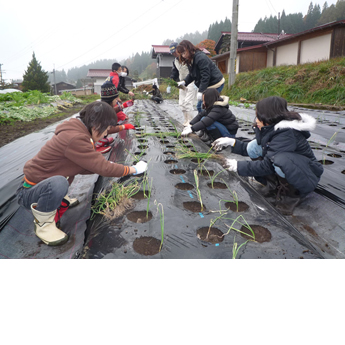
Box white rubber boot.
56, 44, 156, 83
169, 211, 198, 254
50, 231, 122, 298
64, 195, 79, 208
31, 203, 69, 246
186, 111, 196, 124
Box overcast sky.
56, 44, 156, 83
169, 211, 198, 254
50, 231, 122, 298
1, 0, 337, 81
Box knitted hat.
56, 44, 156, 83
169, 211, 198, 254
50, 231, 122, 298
169, 42, 178, 54
101, 82, 119, 100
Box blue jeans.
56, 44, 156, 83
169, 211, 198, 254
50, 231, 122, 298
203, 119, 235, 138
246, 140, 285, 177
197, 83, 225, 113
17, 176, 69, 212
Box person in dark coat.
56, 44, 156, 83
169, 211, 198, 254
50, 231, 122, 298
147, 84, 163, 104
118, 66, 134, 97
181, 88, 238, 142
176, 40, 225, 113
212, 96, 324, 215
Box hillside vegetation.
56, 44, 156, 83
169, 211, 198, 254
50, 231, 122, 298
223, 57, 345, 108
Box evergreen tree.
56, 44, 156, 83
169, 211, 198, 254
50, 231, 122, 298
22, 52, 50, 92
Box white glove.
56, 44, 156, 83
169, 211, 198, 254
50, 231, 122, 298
212, 137, 236, 151
224, 159, 237, 172
132, 161, 148, 175
177, 80, 186, 87
197, 92, 202, 101
181, 125, 192, 136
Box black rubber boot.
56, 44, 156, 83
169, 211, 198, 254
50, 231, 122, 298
206, 129, 222, 142
253, 175, 279, 197
274, 176, 301, 215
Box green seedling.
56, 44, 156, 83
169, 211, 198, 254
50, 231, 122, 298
154, 200, 165, 252
322, 131, 338, 165
194, 169, 203, 211
221, 178, 239, 212
204, 167, 226, 188
224, 215, 255, 242
146, 178, 153, 218
124, 149, 146, 163
232, 236, 249, 259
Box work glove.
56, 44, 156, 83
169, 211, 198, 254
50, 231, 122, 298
197, 92, 203, 101
123, 123, 135, 130
212, 137, 236, 151
132, 161, 148, 175
177, 80, 186, 87
224, 159, 237, 172
123, 100, 134, 108
181, 125, 192, 136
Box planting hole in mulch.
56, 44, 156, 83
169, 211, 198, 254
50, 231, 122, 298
163, 151, 175, 155
175, 182, 194, 190
327, 153, 342, 158
134, 152, 146, 156
342, 170, 345, 175
170, 169, 186, 174
240, 224, 272, 243
225, 201, 249, 212
126, 210, 153, 223
160, 140, 169, 144
133, 236, 161, 256
197, 169, 214, 176
207, 181, 227, 189
197, 227, 224, 244
136, 128, 144, 132
318, 159, 334, 165
311, 147, 322, 150
183, 201, 206, 212
164, 159, 178, 164
248, 131, 255, 135
138, 145, 148, 150
131, 191, 146, 200
166, 145, 175, 148
191, 158, 205, 163
138, 139, 148, 143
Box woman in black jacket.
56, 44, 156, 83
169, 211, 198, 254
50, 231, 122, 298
181, 89, 238, 142
118, 66, 134, 97
176, 40, 225, 113
212, 96, 324, 215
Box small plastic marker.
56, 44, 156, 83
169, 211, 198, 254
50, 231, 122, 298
199, 213, 204, 218
175, 164, 178, 169
180, 176, 185, 183
188, 191, 194, 198
215, 243, 219, 247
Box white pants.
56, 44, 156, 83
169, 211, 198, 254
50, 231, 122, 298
179, 83, 197, 112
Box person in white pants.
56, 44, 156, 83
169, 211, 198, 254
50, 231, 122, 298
169, 42, 197, 126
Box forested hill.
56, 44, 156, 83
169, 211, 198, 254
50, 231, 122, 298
49, 1, 345, 85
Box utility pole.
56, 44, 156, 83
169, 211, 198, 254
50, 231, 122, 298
51, 67, 57, 95
0, 64, 3, 85
278, 12, 281, 36
228, 0, 239, 87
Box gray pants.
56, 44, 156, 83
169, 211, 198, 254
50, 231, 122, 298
17, 176, 69, 212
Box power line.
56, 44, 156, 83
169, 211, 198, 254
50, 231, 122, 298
56, 0, 166, 70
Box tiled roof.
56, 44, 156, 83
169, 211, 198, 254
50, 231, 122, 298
87, 69, 111, 78
220, 31, 283, 42
151, 45, 210, 58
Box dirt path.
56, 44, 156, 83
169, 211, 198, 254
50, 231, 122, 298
0, 104, 85, 148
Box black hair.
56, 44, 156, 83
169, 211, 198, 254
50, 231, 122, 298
176, 40, 201, 65
121, 65, 129, 75
202, 88, 221, 110
112, 63, 121, 72
256, 96, 301, 126
78, 101, 118, 135
152, 84, 158, 89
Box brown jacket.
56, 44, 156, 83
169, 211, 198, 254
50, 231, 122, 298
24, 118, 130, 185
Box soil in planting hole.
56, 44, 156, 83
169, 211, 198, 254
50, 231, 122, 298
160, 140, 169, 144
131, 190, 146, 200
133, 236, 161, 256
342, 170, 345, 175
134, 152, 146, 156
163, 151, 175, 155
138, 145, 148, 150
191, 158, 205, 163
318, 159, 334, 165
175, 182, 194, 190
138, 139, 148, 143
207, 181, 227, 189
240, 224, 272, 243
183, 201, 206, 212
126, 211, 153, 223
198, 169, 214, 176
164, 159, 178, 164
170, 169, 186, 174
166, 145, 175, 148
327, 153, 342, 158
197, 227, 224, 244
225, 201, 249, 212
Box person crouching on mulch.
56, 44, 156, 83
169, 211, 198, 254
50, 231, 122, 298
16, 101, 148, 246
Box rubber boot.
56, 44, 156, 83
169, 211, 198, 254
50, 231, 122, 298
186, 111, 195, 124
64, 195, 79, 208
182, 111, 189, 126
207, 128, 222, 142
274, 177, 301, 215
31, 204, 69, 246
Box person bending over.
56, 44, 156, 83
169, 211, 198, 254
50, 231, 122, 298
17, 101, 147, 246
212, 96, 323, 215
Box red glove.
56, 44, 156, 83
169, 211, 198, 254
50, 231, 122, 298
122, 100, 134, 108
123, 123, 135, 130
116, 111, 127, 121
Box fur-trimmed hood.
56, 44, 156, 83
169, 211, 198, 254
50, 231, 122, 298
274, 113, 316, 132
214, 95, 229, 107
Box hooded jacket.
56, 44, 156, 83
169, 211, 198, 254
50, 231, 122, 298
23, 118, 130, 186
189, 96, 239, 134
183, 50, 224, 93
232, 113, 324, 196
